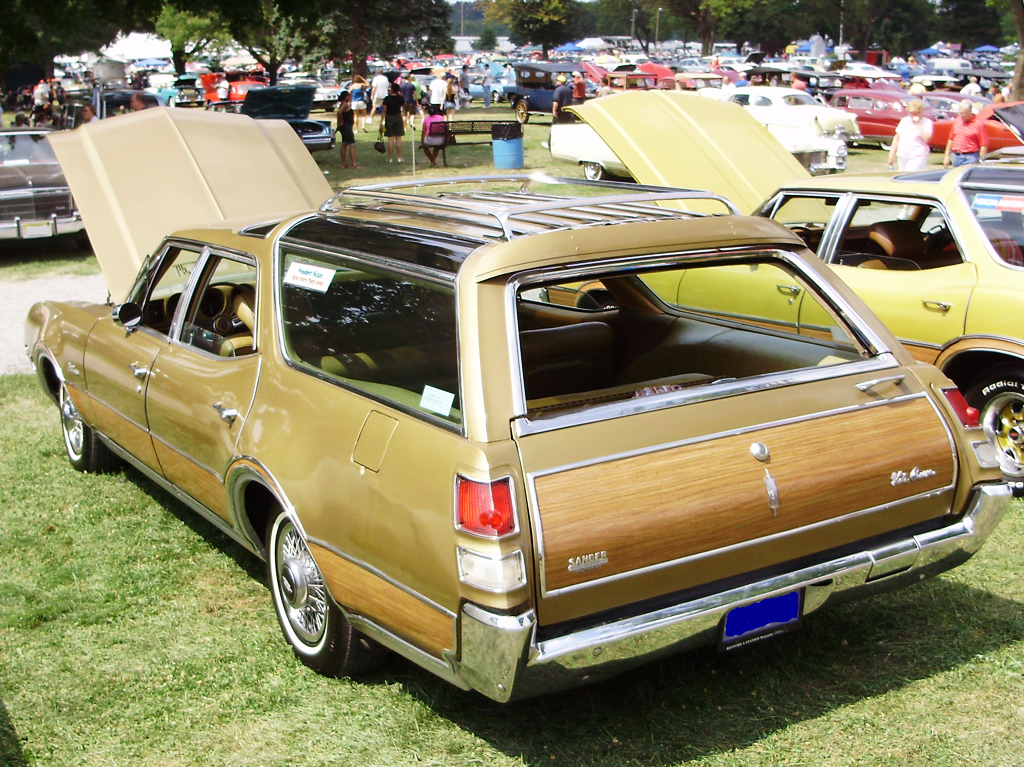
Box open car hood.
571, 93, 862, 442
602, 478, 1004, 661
240, 85, 315, 121
983, 102, 1024, 144
48, 107, 333, 302
567, 91, 808, 214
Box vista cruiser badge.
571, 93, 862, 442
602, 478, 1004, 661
891, 467, 937, 487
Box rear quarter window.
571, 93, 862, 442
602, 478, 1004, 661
278, 248, 462, 428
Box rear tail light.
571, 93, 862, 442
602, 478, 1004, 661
942, 387, 980, 428
456, 476, 517, 537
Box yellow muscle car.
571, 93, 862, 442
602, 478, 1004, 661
24, 109, 1010, 700
569, 92, 1024, 480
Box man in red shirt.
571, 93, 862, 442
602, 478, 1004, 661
571, 72, 586, 105
943, 100, 988, 167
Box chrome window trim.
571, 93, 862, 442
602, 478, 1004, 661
279, 234, 456, 286
513, 355, 899, 438
504, 247, 890, 421
272, 231, 467, 437
521, 390, 957, 598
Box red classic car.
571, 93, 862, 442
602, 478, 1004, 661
830, 88, 1024, 152
926, 99, 1024, 153
199, 72, 266, 103
828, 88, 950, 148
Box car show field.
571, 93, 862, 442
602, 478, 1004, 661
2, 105, 1024, 767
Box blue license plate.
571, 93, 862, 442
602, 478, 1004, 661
722, 590, 802, 649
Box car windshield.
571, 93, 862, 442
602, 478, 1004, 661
0, 133, 57, 165
781, 93, 817, 106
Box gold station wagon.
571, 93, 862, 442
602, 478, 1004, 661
25, 109, 1010, 701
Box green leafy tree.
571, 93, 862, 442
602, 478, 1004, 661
476, 25, 498, 49
486, 0, 576, 53
658, 0, 756, 55
0, 0, 162, 80
154, 5, 230, 73
938, 0, 1004, 50
316, 0, 451, 77
986, 0, 1023, 97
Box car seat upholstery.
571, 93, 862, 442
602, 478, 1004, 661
520, 321, 614, 400
868, 220, 926, 261
219, 288, 256, 357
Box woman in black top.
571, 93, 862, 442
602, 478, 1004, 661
337, 91, 358, 168
381, 83, 406, 163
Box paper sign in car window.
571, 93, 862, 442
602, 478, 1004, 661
284, 262, 336, 293
420, 385, 455, 416
972, 194, 1024, 213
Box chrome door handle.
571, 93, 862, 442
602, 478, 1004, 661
763, 469, 780, 517
129, 362, 149, 379
213, 403, 238, 425
777, 284, 802, 296
856, 374, 906, 393
923, 300, 951, 312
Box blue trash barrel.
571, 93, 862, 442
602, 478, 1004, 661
492, 122, 524, 169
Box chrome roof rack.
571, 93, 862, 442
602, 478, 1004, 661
320, 174, 740, 241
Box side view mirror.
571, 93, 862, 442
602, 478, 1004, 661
113, 302, 143, 330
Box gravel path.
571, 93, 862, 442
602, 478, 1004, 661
1, 272, 108, 375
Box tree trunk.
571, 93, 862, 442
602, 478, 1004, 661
1011, 0, 1024, 100
699, 7, 714, 57
172, 47, 187, 75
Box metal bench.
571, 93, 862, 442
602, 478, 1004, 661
425, 120, 507, 167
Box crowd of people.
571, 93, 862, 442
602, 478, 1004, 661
334, 65, 499, 167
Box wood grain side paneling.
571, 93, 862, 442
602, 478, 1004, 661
151, 441, 229, 520
84, 394, 162, 472
534, 397, 954, 592
902, 343, 941, 365
308, 543, 454, 657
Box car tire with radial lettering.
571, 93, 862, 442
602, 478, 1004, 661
266, 510, 388, 676
965, 365, 1024, 478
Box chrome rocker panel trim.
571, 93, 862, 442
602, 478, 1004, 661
456, 483, 1011, 702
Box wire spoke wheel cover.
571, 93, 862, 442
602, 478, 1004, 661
59, 383, 84, 462
271, 517, 329, 649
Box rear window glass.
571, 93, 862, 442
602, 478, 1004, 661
965, 189, 1024, 267
279, 248, 461, 427
515, 257, 862, 417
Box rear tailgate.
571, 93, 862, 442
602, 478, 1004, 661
513, 371, 957, 627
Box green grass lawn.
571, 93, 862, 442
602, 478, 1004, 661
1, 372, 1023, 766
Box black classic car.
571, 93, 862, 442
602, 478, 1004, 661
0, 127, 85, 243
210, 84, 335, 152
509, 62, 579, 123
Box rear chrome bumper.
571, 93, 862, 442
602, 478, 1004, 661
456, 483, 1011, 701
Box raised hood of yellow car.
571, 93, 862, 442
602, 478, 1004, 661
567, 91, 810, 215
49, 107, 333, 302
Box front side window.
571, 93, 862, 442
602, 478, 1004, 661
515, 257, 863, 417
279, 248, 461, 427
135, 246, 204, 335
